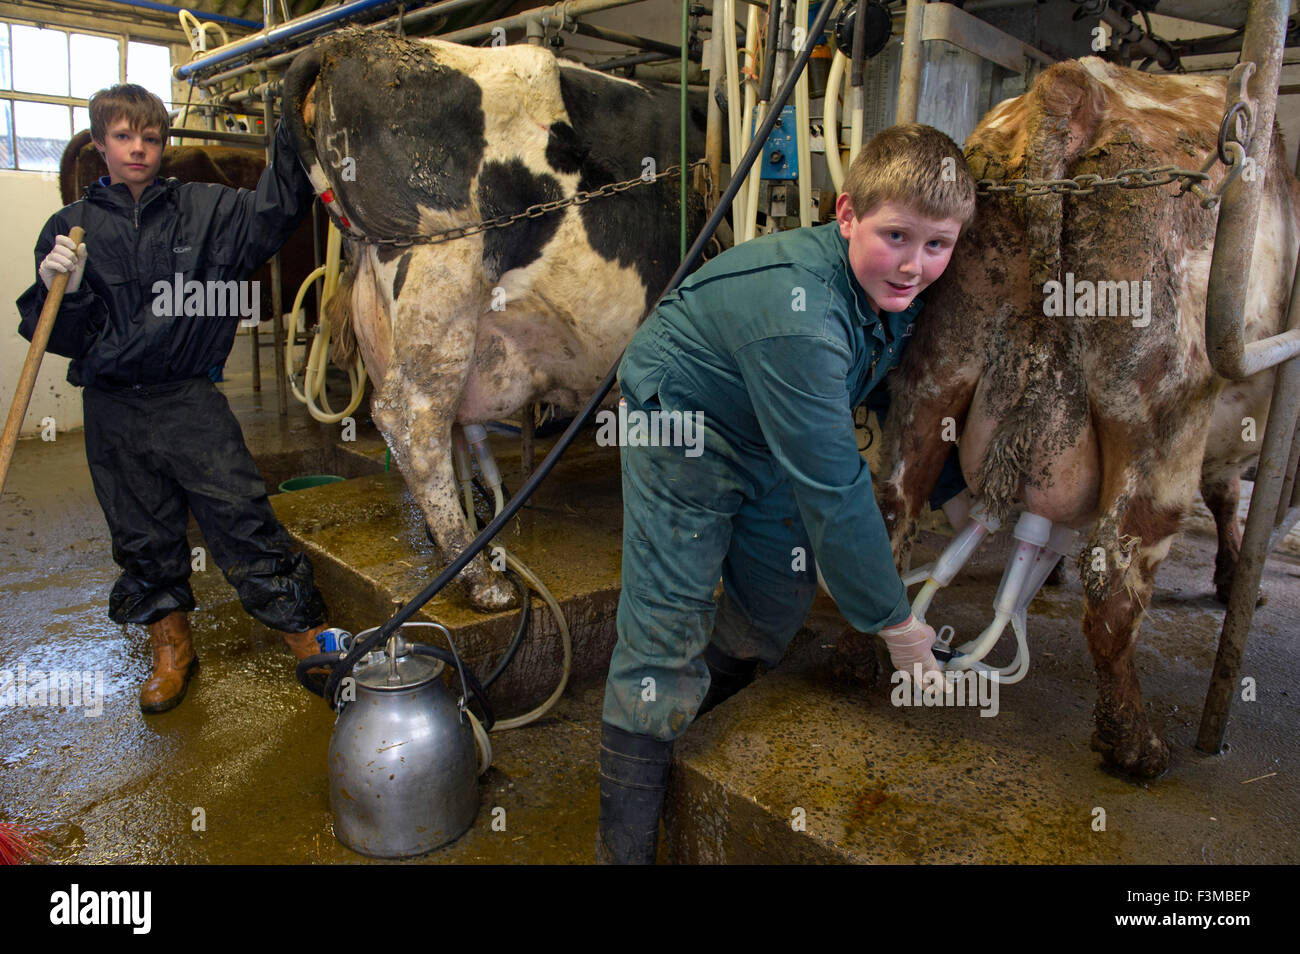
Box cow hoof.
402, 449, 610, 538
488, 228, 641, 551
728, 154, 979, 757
1090, 729, 1171, 780
467, 577, 519, 612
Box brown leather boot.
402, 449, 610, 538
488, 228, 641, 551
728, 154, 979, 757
140, 611, 198, 714
283, 624, 329, 661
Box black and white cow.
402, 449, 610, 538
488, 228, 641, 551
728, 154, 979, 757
282, 28, 707, 609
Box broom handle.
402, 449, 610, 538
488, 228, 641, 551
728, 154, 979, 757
0, 225, 85, 496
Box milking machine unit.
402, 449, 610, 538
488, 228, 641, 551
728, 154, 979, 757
900, 501, 1080, 683
290, 0, 837, 859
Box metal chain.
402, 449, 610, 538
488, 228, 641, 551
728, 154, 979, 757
974, 165, 1211, 199
975, 90, 1256, 208
346, 161, 705, 249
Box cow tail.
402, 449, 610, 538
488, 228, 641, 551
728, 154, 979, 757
328, 252, 359, 367
280, 45, 325, 191
977, 61, 1105, 520
60, 129, 93, 205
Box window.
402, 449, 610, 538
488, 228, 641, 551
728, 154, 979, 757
0, 20, 174, 172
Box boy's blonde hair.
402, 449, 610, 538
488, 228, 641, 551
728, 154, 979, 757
89, 84, 170, 144
842, 123, 976, 229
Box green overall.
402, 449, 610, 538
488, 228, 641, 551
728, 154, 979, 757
603, 222, 922, 740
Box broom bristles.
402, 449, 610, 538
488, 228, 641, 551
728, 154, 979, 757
0, 822, 45, 864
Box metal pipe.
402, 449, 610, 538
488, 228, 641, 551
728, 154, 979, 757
1274, 415, 1300, 524
196, 2, 470, 88
1198, 0, 1300, 747
771, 0, 792, 101
441, 0, 654, 45
98, 0, 262, 30
1205, 0, 1300, 380
897, 0, 924, 124
1099, 5, 1178, 69
1197, 305, 1300, 753
963, 0, 1040, 10
848, 0, 867, 160
177, 0, 403, 79
571, 20, 689, 59
706, 0, 727, 205
167, 126, 266, 146
757, 0, 782, 102
263, 76, 289, 418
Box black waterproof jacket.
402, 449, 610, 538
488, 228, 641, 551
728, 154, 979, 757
17, 120, 314, 389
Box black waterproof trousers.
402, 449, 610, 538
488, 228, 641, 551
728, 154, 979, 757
83, 377, 327, 631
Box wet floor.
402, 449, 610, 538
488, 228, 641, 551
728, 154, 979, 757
2, 348, 1298, 864
0, 357, 605, 864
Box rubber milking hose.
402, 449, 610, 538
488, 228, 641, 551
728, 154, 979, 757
322, 0, 842, 702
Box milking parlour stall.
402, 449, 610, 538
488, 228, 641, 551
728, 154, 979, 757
0, 0, 1293, 926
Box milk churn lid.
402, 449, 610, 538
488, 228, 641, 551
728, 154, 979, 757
352, 644, 445, 691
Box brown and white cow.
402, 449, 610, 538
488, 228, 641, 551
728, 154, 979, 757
281, 28, 706, 609
878, 57, 1297, 778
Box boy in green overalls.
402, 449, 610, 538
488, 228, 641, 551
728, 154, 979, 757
597, 124, 977, 863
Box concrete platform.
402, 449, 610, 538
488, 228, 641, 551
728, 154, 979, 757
666, 530, 1300, 864
268, 433, 624, 715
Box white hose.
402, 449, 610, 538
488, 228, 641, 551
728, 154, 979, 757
739, 3, 761, 242
466, 708, 493, 776
723, 0, 747, 228
284, 222, 368, 424
454, 429, 573, 732
493, 549, 572, 731
911, 578, 940, 623
824, 50, 847, 193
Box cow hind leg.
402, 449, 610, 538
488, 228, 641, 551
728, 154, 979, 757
1080, 494, 1181, 779
1200, 473, 1242, 604
372, 373, 516, 612
1198, 473, 1265, 606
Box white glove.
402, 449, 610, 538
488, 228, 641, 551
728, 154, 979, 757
38, 235, 88, 294
878, 614, 945, 682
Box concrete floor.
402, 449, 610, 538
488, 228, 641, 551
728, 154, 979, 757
2, 339, 1297, 864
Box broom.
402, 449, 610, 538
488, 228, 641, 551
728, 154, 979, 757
0, 225, 86, 495
0, 822, 46, 864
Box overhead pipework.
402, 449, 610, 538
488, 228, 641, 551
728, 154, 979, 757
102, 0, 262, 30
176, 0, 410, 80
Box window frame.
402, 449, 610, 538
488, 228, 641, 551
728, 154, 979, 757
0, 15, 176, 174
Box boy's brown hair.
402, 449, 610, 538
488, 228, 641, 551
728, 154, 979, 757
842, 123, 976, 229
89, 84, 170, 144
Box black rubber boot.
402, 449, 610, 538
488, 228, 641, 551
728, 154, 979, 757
697, 644, 760, 717
595, 723, 674, 865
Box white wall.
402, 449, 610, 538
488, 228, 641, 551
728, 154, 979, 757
0, 169, 81, 436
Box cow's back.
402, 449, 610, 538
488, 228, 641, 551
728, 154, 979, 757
919, 57, 1300, 523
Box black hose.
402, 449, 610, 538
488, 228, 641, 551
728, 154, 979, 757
410, 644, 495, 730
321, 0, 839, 704
758, 0, 783, 103
296, 651, 343, 697
482, 572, 531, 690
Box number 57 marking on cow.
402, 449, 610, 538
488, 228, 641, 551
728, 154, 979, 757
324, 129, 356, 182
